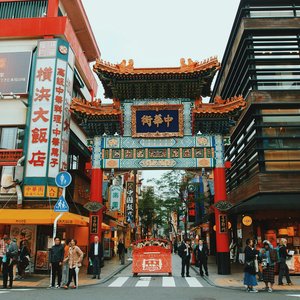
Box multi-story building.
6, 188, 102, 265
0, 0, 102, 271
212, 0, 300, 271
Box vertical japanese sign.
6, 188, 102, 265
24, 39, 75, 195
60, 57, 74, 171
110, 185, 122, 211
219, 214, 228, 233
48, 59, 67, 178
25, 57, 56, 177
125, 181, 135, 223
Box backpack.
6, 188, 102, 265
270, 249, 278, 263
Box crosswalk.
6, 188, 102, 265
0, 288, 34, 294
107, 276, 205, 288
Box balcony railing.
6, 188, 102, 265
0, 149, 23, 166
0, 1, 48, 19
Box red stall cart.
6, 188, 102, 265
132, 239, 172, 276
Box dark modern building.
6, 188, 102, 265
212, 0, 300, 272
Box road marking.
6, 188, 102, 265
162, 276, 176, 287
287, 295, 300, 298
185, 277, 203, 287
0, 291, 9, 294
136, 277, 151, 287
109, 277, 129, 287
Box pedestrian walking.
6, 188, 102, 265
278, 238, 293, 286
178, 238, 192, 277
173, 238, 178, 254
194, 239, 209, 277
2, 236, 18, 289
63, 239, 83, 289
259, 240, 277, 292
62, 239, 71, 286
49, 237, 64, 288
17, 240, 30, 279
244, 238, 259, 293
0, 234, 7, 274
117, 239, 126, 265
89, 236, 103, 279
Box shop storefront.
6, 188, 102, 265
236, 210, 300, 274
0, 209, 90, 272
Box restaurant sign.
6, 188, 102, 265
24, 39, 75, 197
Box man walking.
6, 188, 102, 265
89, 236, 103, 279
178, 238, 192, 277
195, 239, 209, 276
2, 236, 18, 289
49, 237, 64, 288
117, 239, 126, 265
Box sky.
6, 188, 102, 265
82, 0, 241, 183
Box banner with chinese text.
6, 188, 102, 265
24, 39, 74, 197
131, 104, 184, 138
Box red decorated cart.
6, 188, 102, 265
132, 239, 172, 276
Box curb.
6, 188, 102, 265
6, 262, 132, 290
191, 265, 300, 293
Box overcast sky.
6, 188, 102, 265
82, 0, 241, 182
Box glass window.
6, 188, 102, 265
0, 128, 17, 149
250, 10, 294, 18
262, 116, 300, 125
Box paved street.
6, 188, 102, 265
1, 255, 300, 299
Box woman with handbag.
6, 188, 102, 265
244, 239, 259, 293
259, 240, 276, 292
63, 239, 83, 289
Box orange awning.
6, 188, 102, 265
0, 209, 89, 226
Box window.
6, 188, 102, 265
0, 127, 24, 149
69, 155, 79, 170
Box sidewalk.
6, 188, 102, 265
1, 256, 131, 289
191, 256, 300, 291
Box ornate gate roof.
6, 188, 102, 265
93, 57, 220, 99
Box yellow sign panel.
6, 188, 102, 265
24, 185, 45, 197
242, 216, 253, 226
47, 186, 58, 198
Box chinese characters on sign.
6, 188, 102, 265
59, 64, 74, 171
125, 182, 135, 223
219, 214, 228, 233
141, 114, 174, 128
90, 215, 99, 234
132, 104, 184, 138
48, 60, 67, 178
25, 58, 55, 178
24, 186, 45, 197
110, 185, 122, 211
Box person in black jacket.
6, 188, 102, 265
49, 237, 64, 288
194, 239, 209, 277
178, 238, 192, 277
278, 238, 293, 286
117, 239, 125, 265
243, 238, 258, 293
89, 236, 103, 279
17, 240, 30, 279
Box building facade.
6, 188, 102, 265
0, 0, 104, 271
212, 0, 300, 273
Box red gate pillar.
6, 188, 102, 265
214, 135, 230, 274
89, 136, 103, 243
